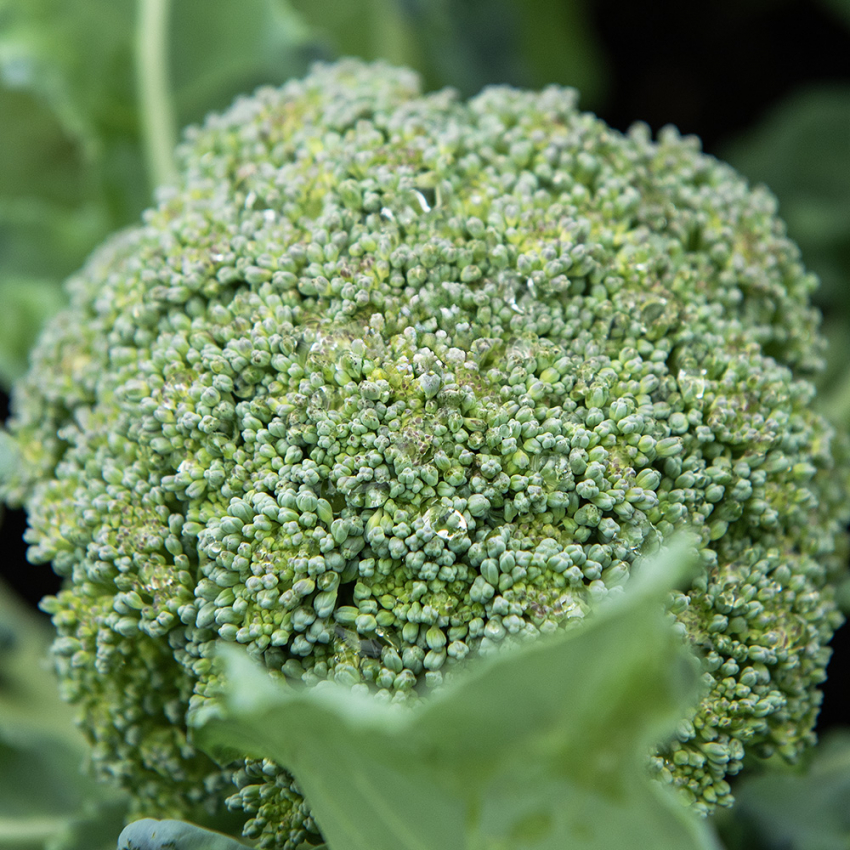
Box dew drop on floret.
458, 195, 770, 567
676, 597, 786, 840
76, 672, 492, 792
3, 59, 848, 848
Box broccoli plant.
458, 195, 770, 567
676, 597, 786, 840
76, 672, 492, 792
1, 59, 848, 849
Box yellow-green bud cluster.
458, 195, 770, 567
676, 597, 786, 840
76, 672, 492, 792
3, 60, 848, 848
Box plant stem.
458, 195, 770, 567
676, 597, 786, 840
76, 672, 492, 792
135, 0, 178, 189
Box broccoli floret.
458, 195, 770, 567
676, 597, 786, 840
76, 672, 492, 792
2, 59, 848, 848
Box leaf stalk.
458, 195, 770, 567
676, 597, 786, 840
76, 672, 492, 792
135, 0, 178, 189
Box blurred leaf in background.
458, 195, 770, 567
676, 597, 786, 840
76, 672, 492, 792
722, 85, 850, 428
723, 86, 850, 307
0, 0, 318, 389
818, 0, 850, 29
168, 0, 314, 133
719, 0, 850, 431
0, 580, 128, 849
291, 0, 608, 101
717, 730, 850, 850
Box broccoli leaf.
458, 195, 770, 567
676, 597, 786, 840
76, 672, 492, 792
717, 729, 850, 850
0, 725, 126, 850
0, 277, 68, 388
0, 0, 317, 388
291, 0, 606, 103
289, 0, 425, 79
722, 86, 850, 307
117, 819, 252, 850
722, 85, 850, 428
507, 0, 608, 105
168, 0, 314, 131
0, 577, 74, 732
0, 81, 103, 385
0, 581, 128, 849
195, 544, 721, 850
0, 0, 314, 175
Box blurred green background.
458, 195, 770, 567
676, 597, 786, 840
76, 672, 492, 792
1, 2, 849, 847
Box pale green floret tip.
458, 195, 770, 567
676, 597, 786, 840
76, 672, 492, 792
2, 58, 849, 848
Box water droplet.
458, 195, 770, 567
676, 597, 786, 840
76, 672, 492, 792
677, 368, 706, 401
375, 626, 400, 650
641, 299, 666, 323
412, 189, 431, 213
422, 503, 467, 542
533, 452, 571, 486
359, 483, 389, 509
309, 387, 331, 411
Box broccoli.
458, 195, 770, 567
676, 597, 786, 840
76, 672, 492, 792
2, 59, 848, 849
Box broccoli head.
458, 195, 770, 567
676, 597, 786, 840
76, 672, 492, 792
2, 59, 848, 848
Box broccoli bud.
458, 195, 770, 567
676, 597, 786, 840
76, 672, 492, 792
3, 59, 848, 848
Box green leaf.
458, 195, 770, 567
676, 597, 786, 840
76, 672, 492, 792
0, 0, 318, 388
290, 0, 424, 73
0, 76, 108, 387
195, 543, 720, 850
291, 0, 606, 103
0, 0, 138, 155
0, 87, 88, 206
45, 798, 129, 850
0, 0, 316, 186
722, 85, 850, 305
0, 728, 127, 850
0, 578, 74, 733
816, 0, 850, 29
722, 85, 850, 431
0, 725, 99, 829
170, 0, 314, 128
507, 0, 608, 105
0, 276, 68, 386
117, 819, 252, 850
0, 582, 128, 850
718, 729, 850, 850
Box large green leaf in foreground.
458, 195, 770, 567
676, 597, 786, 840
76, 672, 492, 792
194, 545, 721, 850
